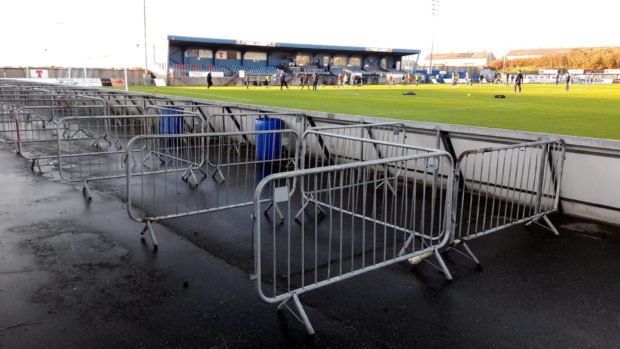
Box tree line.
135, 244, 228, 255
488, 47, 620, 71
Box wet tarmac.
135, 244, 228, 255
1, 142, 619, 348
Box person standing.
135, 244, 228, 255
565, 72, 571, 92
206, 71, 213, 89
280, 71, 288, 90
312, 71, 319, 91
245, 74, 250, 89
514, 70, 524, 93
264, 75, 270, 88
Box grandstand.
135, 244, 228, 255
167, 35, 420, 82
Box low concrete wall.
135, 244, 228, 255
0, 67, 145, 85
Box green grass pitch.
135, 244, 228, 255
128, 83, 620, 140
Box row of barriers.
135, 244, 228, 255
0, 81, 566, 335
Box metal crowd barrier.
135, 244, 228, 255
253, 151, 454, 334
449, 138, 566, 267
0, 81, 573, 336
125, 129, 300, 250
57, 110, 205, 200
12, 104, 137, 171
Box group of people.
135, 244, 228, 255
298, 72, 320, 91
401, 73, 422, 85
244, 75, 271, 89
204, 68, 575, 93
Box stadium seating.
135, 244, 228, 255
227, 66, 277, 76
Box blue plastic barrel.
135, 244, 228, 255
255, 117, 283, 160
160, 106, 184, 135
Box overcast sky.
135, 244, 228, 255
2, 0, 619, 69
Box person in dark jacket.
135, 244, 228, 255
280, 71, 288, 90
206, 71, 213, 89
514, 70, 523, 93
312, 72, 319, 91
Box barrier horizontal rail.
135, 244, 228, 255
125, 129, 300, 250
449, 138, 566, 267
253, 151, 454, 334
11, 105, 147, 171
57, 112, 206, 199
206, 112, 307, 135
301, 122, 443, 167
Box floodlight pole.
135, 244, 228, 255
143, 0, 148, 76
428, 39, 434, 74
124, 67, 129, 92
428, 0, 440, 74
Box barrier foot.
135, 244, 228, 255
211, 166, 226, 184
181, 167, 202, 187
526, 215, 560, 236
543, 215, 560, 236
433, 248, 453, 281
264, 200, 285, 223
376, 176, 397, 196
461, 241, 481, 266
294, 197, 327, 223
82, 181, 92, 201
294, 200, 309, 222
408, 249, 453, 281
278, 294, 315, 336
140, 221, 159, 252
30, 158, 42, 172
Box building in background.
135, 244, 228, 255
420, 52, 496, 69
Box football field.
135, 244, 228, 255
128, 83, 620, 140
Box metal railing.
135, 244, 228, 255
57, 112, 206, 200
450, 138, 566, 266
125, 129, 300, 250
253, 151, 454, 334
11, 104, 135, 170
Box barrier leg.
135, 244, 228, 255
140, 221, 159, 251
294, 196, 326, 223
543, 215, 560, 236
82, 180, 92, 201
526, 215, 560, 236
407, 249, 453, 281
31, 158, 41, 172
446, 241, 482, 269
181, 166, 206, 187
277, 294, 315, 336
264, 200, 285, 223
461, 241, 481, 265
211, 165, 226, 183
433, 248, 453, 281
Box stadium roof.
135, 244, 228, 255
168, 35, 420, 56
